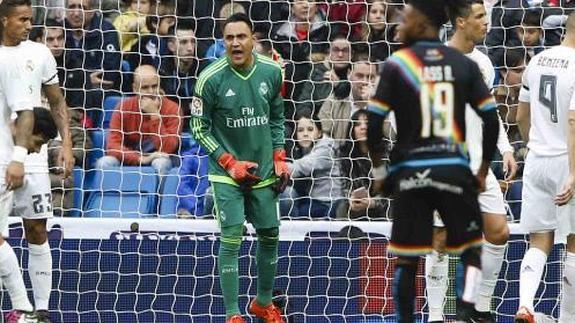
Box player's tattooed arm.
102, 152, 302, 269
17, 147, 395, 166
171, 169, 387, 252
43, 83, 74, 178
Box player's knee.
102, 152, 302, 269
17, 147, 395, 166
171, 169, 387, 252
485, 224, 510, 245
256, 227, 279, 246
24, 221, 48, 244
219, 224, 244, 253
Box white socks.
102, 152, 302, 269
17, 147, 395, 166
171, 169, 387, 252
425, 251, 449, 322
476, 242, 507, 312
559, 252, 575, 323
519, 247, 547, 312
28, 241, 52, 311
0, 241, 33, 312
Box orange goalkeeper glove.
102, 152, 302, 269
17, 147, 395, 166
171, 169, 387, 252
272, 149, 290, 193
218, 153, 261, 185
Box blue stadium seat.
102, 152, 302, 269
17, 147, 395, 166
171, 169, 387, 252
85, 129, 107, 168
158, 168, 180, 218
83, 166, 159, 218
102, 96, 123, 129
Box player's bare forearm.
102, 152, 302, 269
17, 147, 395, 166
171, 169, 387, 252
517, 101, 531, 142
568, 111, 575, 175
14, 110, 34, 147
44, 84, 72, 145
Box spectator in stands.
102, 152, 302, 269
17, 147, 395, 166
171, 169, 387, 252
177, 141, 209, 217
47, 108, 93, 216
30, 19, 86, 111
337, 110, 389, 220
272, 0, 329, 101
515, 9, 545, 59
114, 0, 154, 52
356, 0, 399, 62
204, 2, 247, 63
97, 65, 181, 175
284, 112, 343, 219
494, 48, 528, 179
485, 0, 530, 67
160, 20, 206, 130
318, 57, 378, 141
296, 35, 352, 117
125, 0, 175, 71
64, 0, 122, 108
318, 0, 365, 39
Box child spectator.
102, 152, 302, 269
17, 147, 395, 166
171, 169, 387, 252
283, 112, 344, 219
337, 110, 389, 220
114, 0, 154, 52
204, 2, 247, 63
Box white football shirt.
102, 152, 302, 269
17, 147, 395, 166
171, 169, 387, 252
0, 46, 36, 170
519, 45, 575, 156
1, 40, 59, 173
464, 47, 513, 171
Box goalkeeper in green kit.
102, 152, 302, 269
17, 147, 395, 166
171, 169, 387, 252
190, 13, 289, 323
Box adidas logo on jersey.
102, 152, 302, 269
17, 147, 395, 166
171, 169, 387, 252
225, 89, 236, 97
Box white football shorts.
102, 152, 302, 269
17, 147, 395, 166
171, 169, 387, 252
433, 169, 506, 227
521, 152, 575, 234
12, 172, 53, 220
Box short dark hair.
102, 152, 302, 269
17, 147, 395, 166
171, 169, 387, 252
31, 108, 58, 141
167, 18, 195, 37
29, 18, 62, 41
448, 0, 483, 30
409, 0, 450, 29
521, 9, 542, 28
222, 12, 253, 33
0, 0, 31, 19
503, 47, 526, 68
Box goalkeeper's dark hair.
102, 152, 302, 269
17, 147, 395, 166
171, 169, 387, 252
447, 0, 484, 30
223, 12, 253, 33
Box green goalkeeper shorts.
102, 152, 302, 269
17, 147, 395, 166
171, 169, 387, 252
211, 182, 280, 229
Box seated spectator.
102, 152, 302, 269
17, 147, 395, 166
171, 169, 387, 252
296, 35, 352, 116
337, 110, 389, 220
318, 57, 377, 141
283, 112, 343, 219
48, 108, 93, 216
204, 2, 247, 63
272, 0, 329, 100
125, 0, 176, 70
30, 19, 86, 115
97, 65, 181, 175
114, 0, 154, 52
356, 0, 399, 62
160, 20, 207, 129
177, 141, 209, 217
64, 0, 121, 113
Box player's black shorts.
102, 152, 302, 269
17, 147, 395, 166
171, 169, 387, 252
387, 165, 483, 257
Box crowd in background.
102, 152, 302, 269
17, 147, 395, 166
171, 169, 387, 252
27, 0, 575, 220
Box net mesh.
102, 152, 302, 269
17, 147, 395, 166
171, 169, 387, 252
1, 0, 570, 321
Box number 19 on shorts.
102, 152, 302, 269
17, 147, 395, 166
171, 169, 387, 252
420, 82, 454, 138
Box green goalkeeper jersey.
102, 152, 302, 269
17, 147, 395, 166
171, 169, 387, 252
191, 53, 285, 187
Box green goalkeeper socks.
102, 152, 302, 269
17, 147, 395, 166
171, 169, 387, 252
219, 225, 244, 318
255, 227, 279, 306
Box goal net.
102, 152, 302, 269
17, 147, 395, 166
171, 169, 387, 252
4, 0, 569, 321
